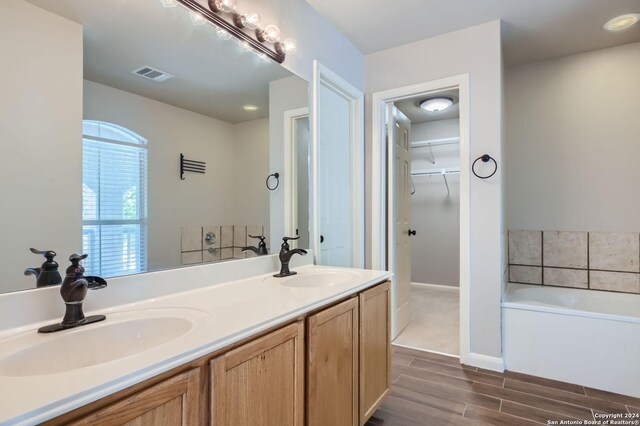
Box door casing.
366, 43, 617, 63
370, 74, 471, 364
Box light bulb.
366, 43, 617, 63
189, 10, 206, 25
216, 27, 231, 40
263, 24, 280, 43
282, 38, 297, 54
160, 0, 177, 7
221, 0, 236, 11
246, 12, 261, 28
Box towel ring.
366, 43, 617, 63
472, 154, 497, 179
266, 172, 280, 191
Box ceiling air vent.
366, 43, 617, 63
131, 66, 174, 82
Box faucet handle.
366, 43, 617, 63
281, 236, 299, 250
249, 234, 266, 242
29, 248, 57, 261
66, 253, 88, 278
69, 253, 89, 263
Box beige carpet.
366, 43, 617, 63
393, 284, 460, 356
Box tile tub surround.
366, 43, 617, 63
181, 225, 267, 264
0, 256, 391, 425
508, 230, 640, 294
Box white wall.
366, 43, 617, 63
84, 80, 269, 271
269, 76, 309, 247
506, 42, 640, 232
409, 119, 460, 287
0, 0, 83, 292
365, 21, 504, 359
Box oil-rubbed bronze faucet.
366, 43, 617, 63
38, 253, 107, 333
24, 248, 62, 288
274, 236, 307, 277
242, 235, 269, 256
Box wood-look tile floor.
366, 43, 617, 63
365, 345, 640, 426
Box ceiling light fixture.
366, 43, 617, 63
172, 0, 296, 63
604, 13, 640, 31
420, 97, 454, 113
243, 105, 259, 111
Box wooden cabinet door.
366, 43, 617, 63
210, 321, 305, 426
307, 297, 359, 426
69, 367, 204, 426
359, 281, 391, 425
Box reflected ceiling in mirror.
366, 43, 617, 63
1, 0, 310, 293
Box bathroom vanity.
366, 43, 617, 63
0, 261, 391, 425
0, 1, 377, 424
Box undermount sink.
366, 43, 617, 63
278, 270, 357, 288
0, 308, 212, 377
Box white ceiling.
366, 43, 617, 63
27, 0, 296, 123
395, 89, 460, 124
305, 0, 640, 66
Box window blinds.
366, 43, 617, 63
82, 121, 148, 278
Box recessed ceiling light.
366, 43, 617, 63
604, 13, 640, 31
243, 105, 259, 111
419, 97, 453, 113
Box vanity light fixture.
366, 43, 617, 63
604, 13, 640, 31
420, 97, 454, 112
243, 104, 259, 111
174, 0, 296, 63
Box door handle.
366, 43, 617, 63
408, 229, 416, 236
320, 235, 325, 243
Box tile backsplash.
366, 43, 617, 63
181, 225, 268, 265
508, 230, 640, 294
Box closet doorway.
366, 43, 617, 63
391, 90, 461, 356
371, 75, 470, 362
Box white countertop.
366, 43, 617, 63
0, 264, 390, 425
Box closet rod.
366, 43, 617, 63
411, 137, 460, 149
411, 167, 460, 177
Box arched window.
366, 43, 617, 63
82, 120, 148, 277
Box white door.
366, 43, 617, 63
388, 104, 412, 338
312, 62, 364, 269
317, 83, 352, 267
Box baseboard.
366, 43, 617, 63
411, 282, 460, 291
392, 342, 459, 359
465, 352, 505, 372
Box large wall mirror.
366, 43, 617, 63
1, 0, 310, 293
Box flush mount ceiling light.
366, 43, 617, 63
604, 13, 640, 31
243, 104, 259, 111
169, 0, 296, 63
419, 97, 454, 113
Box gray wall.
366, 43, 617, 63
506, 41, 640, 232
365, 20, 504, 359
0, 0, 83, 292
410, 119, 460, 287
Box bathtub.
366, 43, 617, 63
502, 283, 640, 397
